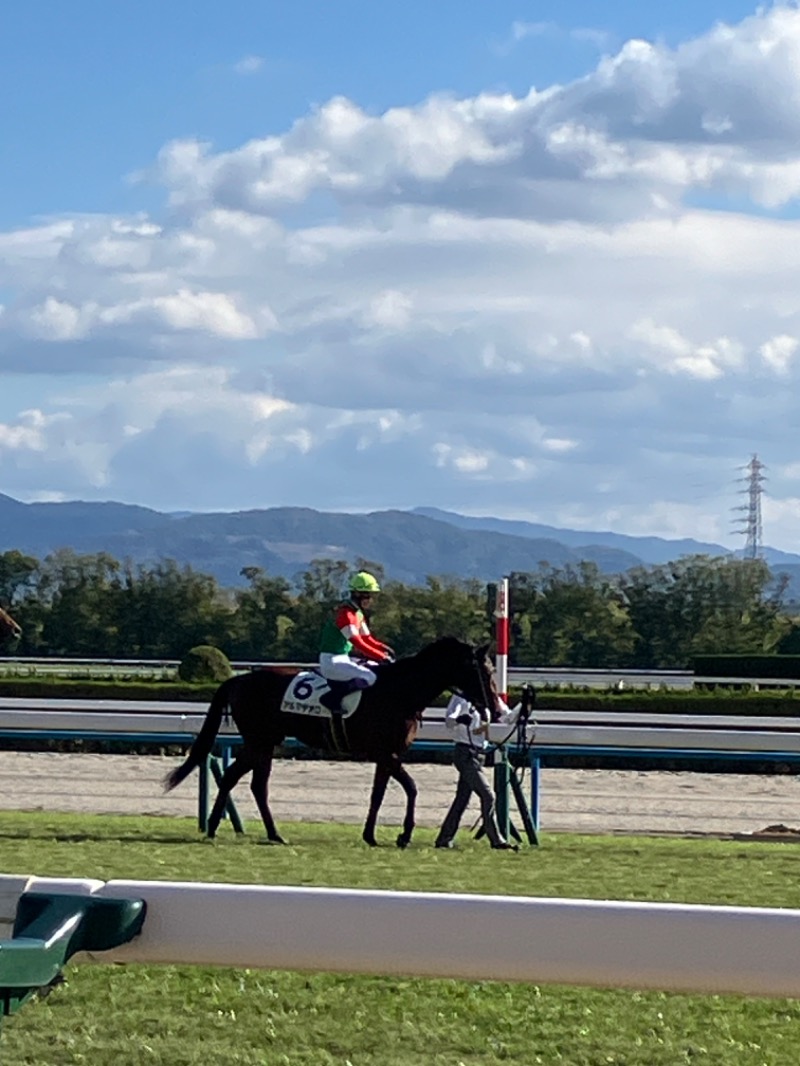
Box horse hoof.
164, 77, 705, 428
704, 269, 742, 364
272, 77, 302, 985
362, 835, 378, 848
396, 835, 410, 849
265, 835, 287, 846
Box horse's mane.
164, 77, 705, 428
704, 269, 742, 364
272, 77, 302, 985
409, 635, 471, 659
376, 636, 469, 679
260, 665, 301, 677
373, 635, 495, 716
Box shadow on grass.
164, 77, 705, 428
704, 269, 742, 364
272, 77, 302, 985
0, 828, 213, 846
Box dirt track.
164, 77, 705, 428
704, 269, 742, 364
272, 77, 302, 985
1, 751, 799, 837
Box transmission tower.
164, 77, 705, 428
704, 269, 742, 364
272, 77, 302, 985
732, 454, 766, 559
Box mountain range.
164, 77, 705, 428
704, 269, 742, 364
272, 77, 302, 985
1, 492, 799, 594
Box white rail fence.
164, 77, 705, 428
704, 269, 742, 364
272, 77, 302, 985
2, 699, 800, 755
3, 874, 800, 998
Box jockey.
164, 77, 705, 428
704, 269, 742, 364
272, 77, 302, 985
318, 571, 394, 714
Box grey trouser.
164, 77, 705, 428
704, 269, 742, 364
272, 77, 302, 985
435, 743, 505, 847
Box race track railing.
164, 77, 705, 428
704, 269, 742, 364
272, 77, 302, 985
3, 874, 800, 999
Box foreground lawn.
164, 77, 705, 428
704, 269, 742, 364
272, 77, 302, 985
1, 812, 800, 1065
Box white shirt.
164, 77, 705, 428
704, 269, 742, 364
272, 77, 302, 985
444, 694, 521, 750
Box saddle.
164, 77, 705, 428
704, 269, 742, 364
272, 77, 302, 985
279, 671, 362, 720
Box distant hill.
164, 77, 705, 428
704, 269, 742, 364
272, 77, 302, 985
412, 506, 737, 565
1, 494, 799, 594
410, 506, 800, 604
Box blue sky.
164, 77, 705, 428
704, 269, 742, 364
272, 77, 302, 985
3, 1, 800, 552
1, 0, 760, 224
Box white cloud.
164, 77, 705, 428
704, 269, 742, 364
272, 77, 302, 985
759, 334, 798, 374
361, 289, 413, 330
496, 20, 612, 56
27, 298, 85, 341
233, 55, 264, 75
7, 8, 800, 548
542, 438, 578, 454
136, 7, 800, 221
511, 21, 554, 42
0, 409, 62, 451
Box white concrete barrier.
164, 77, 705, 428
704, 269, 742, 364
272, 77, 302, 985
4, 875, 800, 999
0, 709, 238, 736
3, 706, 800, 753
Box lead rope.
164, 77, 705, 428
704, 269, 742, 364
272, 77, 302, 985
468, 685, 536, 836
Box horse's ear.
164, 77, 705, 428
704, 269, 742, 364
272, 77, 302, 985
476, 642, 491, 661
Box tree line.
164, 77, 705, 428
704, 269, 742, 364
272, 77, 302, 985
0, 548, 797, 668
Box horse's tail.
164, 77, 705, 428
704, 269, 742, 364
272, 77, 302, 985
163, 678, 231, 792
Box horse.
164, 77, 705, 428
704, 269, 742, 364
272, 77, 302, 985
164, 636, 500, 848
0, 605, 22, 644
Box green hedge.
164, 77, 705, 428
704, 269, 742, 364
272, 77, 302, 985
693, 655, 800, 679
1, 676, 798, 717
522, 689, 800, 716
0, 678, 218, 700
177, 645, 233, 684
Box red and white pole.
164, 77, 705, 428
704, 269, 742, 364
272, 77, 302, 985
495, 576, 510, 703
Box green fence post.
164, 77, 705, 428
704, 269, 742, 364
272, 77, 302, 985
198, 756, 210, 834
209, 755, 244, 834
0, 892, 146, 1028
509, 769, 539, 846
493, 746, 510, 841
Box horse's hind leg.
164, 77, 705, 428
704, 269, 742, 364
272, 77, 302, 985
207, 755, 251, 838
363, 764, 391, 847
251, 754, 286, 844
390, 760, 418, 849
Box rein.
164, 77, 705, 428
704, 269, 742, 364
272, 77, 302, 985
484, 684, 537, 757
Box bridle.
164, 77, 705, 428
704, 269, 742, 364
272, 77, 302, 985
449, 649, 494, 714
485, 683, 537, 756
470, 650, 496, 715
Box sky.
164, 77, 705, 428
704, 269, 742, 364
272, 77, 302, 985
3, 1, 800, 552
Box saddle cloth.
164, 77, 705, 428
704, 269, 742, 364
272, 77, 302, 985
279, 670, 362, 720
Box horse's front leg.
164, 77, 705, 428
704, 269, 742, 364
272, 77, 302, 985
363, 763, 391, 846
251, 755, 286, 844
390, 760, 418, 849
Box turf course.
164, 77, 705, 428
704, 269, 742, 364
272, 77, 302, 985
1, 812, 800, 1065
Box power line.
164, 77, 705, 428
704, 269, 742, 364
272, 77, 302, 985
731, 454, 766, 559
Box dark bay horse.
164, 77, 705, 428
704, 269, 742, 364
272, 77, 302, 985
164, 636, 499, 848
0, 606, 22, 644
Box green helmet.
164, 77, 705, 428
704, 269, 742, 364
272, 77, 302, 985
349, 571, 381, 594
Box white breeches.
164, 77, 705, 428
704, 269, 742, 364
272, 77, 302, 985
319, 653, 378, 686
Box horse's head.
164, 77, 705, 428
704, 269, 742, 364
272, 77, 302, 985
0, 605, 22, 644
432, 636, 500, 716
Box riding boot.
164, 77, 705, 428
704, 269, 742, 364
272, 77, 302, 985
320, 679, 361, 715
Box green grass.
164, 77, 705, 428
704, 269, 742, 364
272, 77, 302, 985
2, 813, 800, 1065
